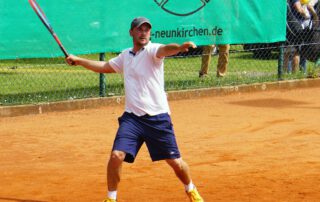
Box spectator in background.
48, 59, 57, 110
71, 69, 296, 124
302, 0, 320, 64
284, 0, 318, 73
199, 44, 230, 78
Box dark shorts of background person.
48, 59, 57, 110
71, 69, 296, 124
286, 27, 315, 55
112, 112, 181, 163
286, 27, 308, 45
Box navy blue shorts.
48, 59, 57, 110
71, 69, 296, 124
112, 112, 181, 163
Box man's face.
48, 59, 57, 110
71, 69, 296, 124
130, 23, 151, 46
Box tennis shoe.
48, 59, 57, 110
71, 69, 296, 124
103, 198, 116, 202
186, 188, 204, 202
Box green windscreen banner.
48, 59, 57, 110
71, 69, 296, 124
0, 0, 286, 59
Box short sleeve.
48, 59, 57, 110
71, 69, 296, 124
148, 43, 164, 63
109, 51, 125, 73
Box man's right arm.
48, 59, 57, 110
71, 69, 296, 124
66, 55, 116, 73
156, 42, 196, 59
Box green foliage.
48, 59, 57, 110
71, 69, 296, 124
306, 65, 320, 78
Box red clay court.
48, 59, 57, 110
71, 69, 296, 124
1, 83, 320, 202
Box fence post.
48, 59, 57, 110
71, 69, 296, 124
277, 42, 284, 80
99, 53, 106, 97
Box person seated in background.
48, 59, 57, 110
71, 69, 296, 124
199, 44, 230, 78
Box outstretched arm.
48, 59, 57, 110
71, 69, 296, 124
66, 55, 116, 73
156, 41, 197, 58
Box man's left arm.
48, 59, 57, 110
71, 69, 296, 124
156, 42, 196, 58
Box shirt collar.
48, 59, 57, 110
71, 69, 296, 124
129, 42, 151, 56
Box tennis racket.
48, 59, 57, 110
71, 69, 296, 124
28, 0, 69, 57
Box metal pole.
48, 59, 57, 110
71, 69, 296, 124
278, 42, 284, 80
99, 53, 106, 97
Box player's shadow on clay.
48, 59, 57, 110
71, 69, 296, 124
0, 197, 48, 202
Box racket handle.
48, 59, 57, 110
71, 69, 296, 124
60, 45, 75, 65
59, 45, 69, 57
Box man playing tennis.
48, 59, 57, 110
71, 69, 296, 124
66, 17, 204, 202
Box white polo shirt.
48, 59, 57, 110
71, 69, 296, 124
109, 42, 170, 116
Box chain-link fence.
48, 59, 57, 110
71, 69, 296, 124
1, 43, 319, 107
1, 2, 320, 107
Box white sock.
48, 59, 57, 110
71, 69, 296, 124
107, 191, 117, 200
184, 181, 195, 192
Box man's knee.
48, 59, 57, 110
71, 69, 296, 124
108, 150, 126, 167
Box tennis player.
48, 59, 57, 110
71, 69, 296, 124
66, 17, 204, 202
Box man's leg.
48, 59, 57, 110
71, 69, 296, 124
199, 45, 215, 78
292, 50, 300, 73
284, 47, 292, 73
166, 158, 204, 202
166, 158, 191, 184
216, 44, 230, 77
105, 150, 126, 201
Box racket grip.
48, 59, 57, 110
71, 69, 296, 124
59, 45, 69, 57
60, 45, 75, 65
